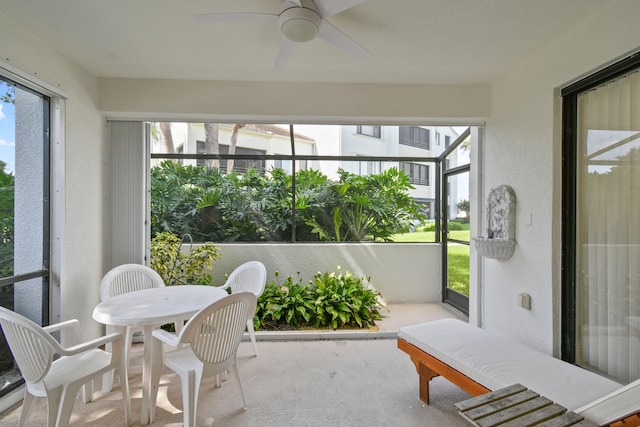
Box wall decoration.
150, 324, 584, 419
474, 185, 516, 260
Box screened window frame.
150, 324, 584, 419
0, 72, 53, 399
151, 138, 440, 243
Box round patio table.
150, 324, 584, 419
93, 285, 228, 424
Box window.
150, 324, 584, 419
0, 75, 51, 398
562, 53, 640, 383
400, 162, 429, 186
356, 125, 381, 138
445, 135, 451, 148
399, 126, 430, 150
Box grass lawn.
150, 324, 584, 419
447, 243, 470, 296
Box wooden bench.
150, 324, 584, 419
397, 318, 640, 426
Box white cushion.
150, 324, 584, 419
575, 378, 640, 425
398, 318, 623, 410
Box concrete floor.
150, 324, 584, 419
0, 303, 472, 427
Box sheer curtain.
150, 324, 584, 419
576, 69, 640, 384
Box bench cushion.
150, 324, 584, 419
398, 318, 622, 410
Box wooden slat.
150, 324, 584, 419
536, 411, 593, 427
474, 396, 554, 427
463, 390, 541, 422
455, 383, 527, 412
499, 403, 568, 427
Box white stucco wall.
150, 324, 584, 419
481, 0, 640, 355
0, 12, 104, 338
208, 243, 443, 304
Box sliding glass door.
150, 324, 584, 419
562, 55, 640, 383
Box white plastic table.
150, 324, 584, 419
92, 285, 228, 424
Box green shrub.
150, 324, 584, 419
150, 232, 220, 286
255, 268, 385, 330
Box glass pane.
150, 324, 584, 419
446, 171, 470, 243
446, 171, 470, 298
294, 160, 429, 242
575, 70, 640, 383
447, 242, 470, 297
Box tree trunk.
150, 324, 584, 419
203, 123, 220, 169
159, 122, 175, 154
227, 124, 245, 173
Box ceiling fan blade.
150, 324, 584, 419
318, 20, 371, 59
289, 0, 303, 6
314, 0, 368, 19
274, 38, 296, 70
194, 12, 277, 22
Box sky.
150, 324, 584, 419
0, 82, 16, 174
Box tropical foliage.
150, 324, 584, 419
255, 268, 385, 330
150, 161, 426, 243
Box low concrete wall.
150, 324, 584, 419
200, 242, 442, 303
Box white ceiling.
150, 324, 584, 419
0, 0, 612, 85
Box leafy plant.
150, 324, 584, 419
311, 268, 383, 329
150, 232, 220, 286
255, 272, 315, 329
255, 268, 385, 331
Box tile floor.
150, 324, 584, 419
0, 303, 472, 426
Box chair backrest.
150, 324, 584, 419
100, 263, 165, 301
224, 261, 267, 297
0, 307, 59, 384
179, 292, 257, 365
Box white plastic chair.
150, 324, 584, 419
218, 261, 266, 355
0, 306, 131, 427
100, 263, 171, 392
151, 292, 257, 427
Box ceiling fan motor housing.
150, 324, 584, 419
279, 0, 322, 43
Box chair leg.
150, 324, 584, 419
179, 368, 203, 427
232, 363, 248, 411
246, 319, 258, 356
18, 390, 34, 427
117, 356, 132, 427
82, 380, 93, 403
54, 384, 81, 427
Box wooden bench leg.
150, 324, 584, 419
418, 362, 439, 405
398, 338, 491, 405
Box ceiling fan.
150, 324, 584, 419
194, 0, 372, 69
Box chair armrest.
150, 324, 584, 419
152, 329, 180, 347
43, 319, 82, 345
58, 332, 124, 356
43, 319, 80, 333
